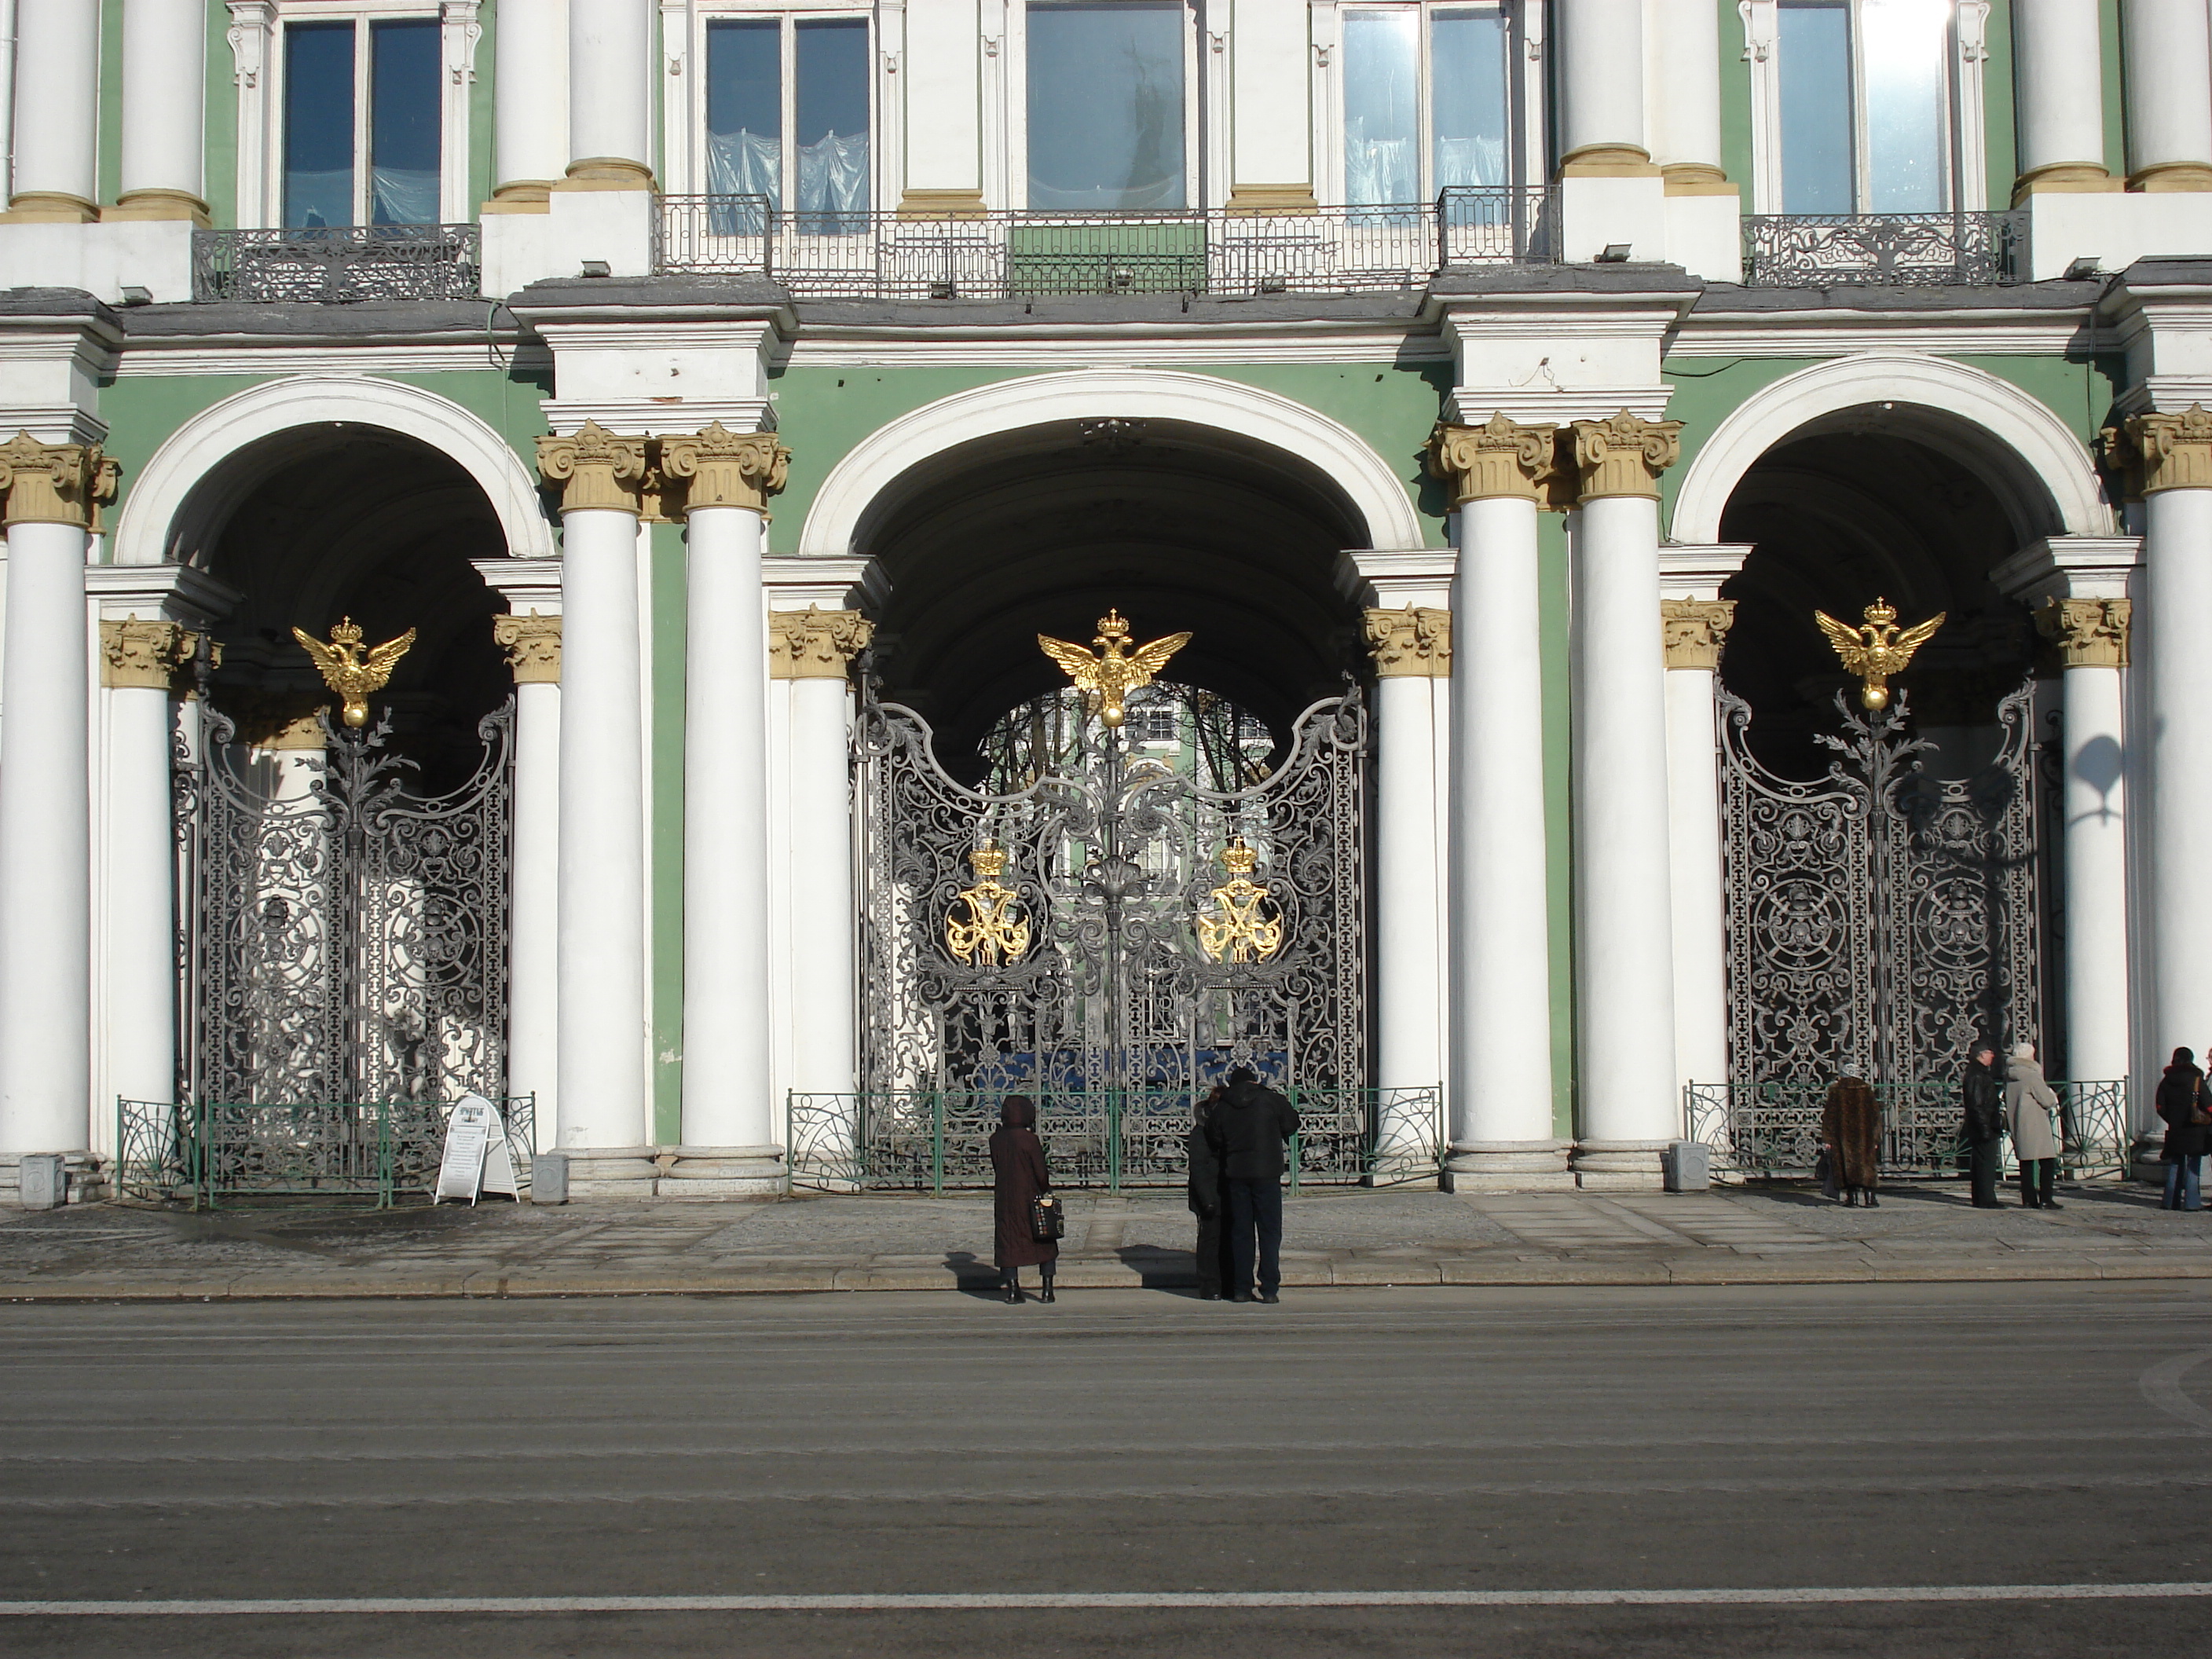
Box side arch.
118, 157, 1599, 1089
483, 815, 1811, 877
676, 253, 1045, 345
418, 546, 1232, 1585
797, 368, 1428, 557
1668, 354, 2113, 547
112, 375, 554, 566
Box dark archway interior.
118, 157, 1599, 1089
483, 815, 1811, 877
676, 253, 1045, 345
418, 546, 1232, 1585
859, 419, 1371, 772
196, 427, 510, 789
1718, 428, 2042, 779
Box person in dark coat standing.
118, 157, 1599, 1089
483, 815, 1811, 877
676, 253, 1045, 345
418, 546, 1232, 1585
1820, 1076, 1881, 1206
1210, 1067, 1300, 1303
2155, 1047, 2209, 1212
989, 1095, 1057, 1303
1186, 1083, 1232, 1299
1961, 1046, 2006, 1209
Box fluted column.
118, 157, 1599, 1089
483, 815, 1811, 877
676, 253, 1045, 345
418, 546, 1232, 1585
536, 423, 652, 1185
487, 0, 569, 212
1661, 600, 1735, 1097
1569, 413, 1682, 1189
109, 0, 209, 222
2012, 0, 2115, 198
1558, 0, 1651, 175
1364, 605, 1450, 1166
491, 612, 562, 1148
3, 0, 100, 222
0, 436, 115, 1174
2122, 0, 2212, 192
772, 607, 873, 1108
560, 0, 654, 191
1430, 416, 1568, 1188
663, 425, 789, 1195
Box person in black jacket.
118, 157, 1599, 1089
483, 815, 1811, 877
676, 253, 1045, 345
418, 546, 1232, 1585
2155, 1047, 2209, 1211
1187, 1084, 1232, 1299
989, 1096, 1057, 1303
1960, 1046, 2006, 1209
1208, 1067, 1300, 1303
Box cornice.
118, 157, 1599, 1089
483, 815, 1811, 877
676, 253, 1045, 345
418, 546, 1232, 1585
1665, 320, 2097, 357
111, 342, 551, 378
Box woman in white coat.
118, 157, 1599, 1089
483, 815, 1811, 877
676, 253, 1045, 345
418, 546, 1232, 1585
2005, 1042, 2063, 1210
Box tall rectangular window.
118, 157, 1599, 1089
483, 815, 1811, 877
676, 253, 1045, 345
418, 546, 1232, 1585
282, 16, 442, 229
1342, 4, 1513, 206
1027, 2, 1188, 211
705, 14, 871, 217
1777, 0, 1952, 214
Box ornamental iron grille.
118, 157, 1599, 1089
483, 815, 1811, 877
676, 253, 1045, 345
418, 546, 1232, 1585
1740, 211, 2025, 287
1717, 680, 2042, 1103
191, 224, 482, 303
848, 676, 1369, 1187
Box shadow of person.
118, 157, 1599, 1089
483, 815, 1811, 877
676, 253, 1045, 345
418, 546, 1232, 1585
943, 1250, 1005, 1298
1116, 1244, 1205, 1295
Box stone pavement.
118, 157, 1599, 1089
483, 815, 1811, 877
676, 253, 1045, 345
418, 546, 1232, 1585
5, 1177, 2212, 1299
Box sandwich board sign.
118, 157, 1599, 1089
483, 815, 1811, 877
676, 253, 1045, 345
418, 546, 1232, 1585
435, 1095, 518, 1203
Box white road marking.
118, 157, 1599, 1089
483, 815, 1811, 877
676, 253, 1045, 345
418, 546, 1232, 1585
2141, 1350, 2212, 1430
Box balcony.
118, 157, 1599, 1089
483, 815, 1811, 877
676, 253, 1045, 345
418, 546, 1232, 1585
655, 187, 1558, 298
1741, 211, 2027, 287
192, 223, 482, 304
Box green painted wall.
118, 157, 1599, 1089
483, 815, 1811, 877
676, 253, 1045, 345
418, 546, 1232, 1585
204, 2, 236, 228
2101, 0, 2126, 181
1983, 2, 2018, 210
1538, 509, 1576, 1137
651, 520, 688, 1144
98, 0, 124, 209
1717, 0, 1754, 200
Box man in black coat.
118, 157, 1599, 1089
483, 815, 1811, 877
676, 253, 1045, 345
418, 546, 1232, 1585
1186, 1085, 1232, 1299
1961, 1045, 2006, 1209
1209, 1067, 1301, 1303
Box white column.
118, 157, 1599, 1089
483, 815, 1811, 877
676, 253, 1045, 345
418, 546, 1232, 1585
564, 0, 653, 188
900, 0, 983, 213
1649, 0, 1725, 191
1659, 601, 1735, 1097
1430, 419, 1566, 1188
2122, 0, 2212, 192
664, 427, 787, 1196
1558, 0, 1646, 169
2042, 600, 2133, 1082
2012, 0, 2112, 194
489, 0, 569, 210
1569, 415, 1682, 1188
1227, 0, 1315, 211
537, 427, 652, 1184
5, 0, 99, 221
491, 613, 562, 1147
110, 0, 207, 222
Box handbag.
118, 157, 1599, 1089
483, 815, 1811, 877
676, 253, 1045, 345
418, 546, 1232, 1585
1815, 1148, 1839, 1200
1029, 1192, 1066, 1241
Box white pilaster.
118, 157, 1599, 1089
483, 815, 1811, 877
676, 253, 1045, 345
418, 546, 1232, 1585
6, 0, 99, 221
2011, 0, 2113, 196
1227, 0, 1313, 211
900, 0, 983, 212
2121, 0, 2212, 191
112, 0, 208, 222
488, 0, 569, 211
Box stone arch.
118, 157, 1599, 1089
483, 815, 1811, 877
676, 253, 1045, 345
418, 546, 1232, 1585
111, 375, 553, 567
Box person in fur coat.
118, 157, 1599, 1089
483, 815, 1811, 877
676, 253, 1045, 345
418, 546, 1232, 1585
1820, 1076, 1881, 1207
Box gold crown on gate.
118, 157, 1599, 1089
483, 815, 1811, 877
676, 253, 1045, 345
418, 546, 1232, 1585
1861, 597, 1898, 629
969, 844, 1009, 881
329, 617, 364, 649
1219, 836, 1259, 876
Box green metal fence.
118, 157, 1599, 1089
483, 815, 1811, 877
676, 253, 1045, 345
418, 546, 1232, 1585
786, 1086, 1443, 1195
115, 1095, 537, 1209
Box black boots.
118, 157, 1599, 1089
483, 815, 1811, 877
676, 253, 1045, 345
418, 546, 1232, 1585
1002, 1273, 1021, 1304
1039, 1270, 1057, 1304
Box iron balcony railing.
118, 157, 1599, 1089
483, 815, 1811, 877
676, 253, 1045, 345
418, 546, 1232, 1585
1741, 210, 2027, 287
657, 187, 1557, 296
191, 223, 482, 303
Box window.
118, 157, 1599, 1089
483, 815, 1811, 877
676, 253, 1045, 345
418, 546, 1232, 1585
704, 14, 872, 218
1776, 0, 1954, 214
1026, 2, 1189, 211
1341, 5, 1513, 205
281, 16, 441, 228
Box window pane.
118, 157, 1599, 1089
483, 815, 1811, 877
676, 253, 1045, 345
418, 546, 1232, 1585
796, 18, 870, 217
284, 23, 354, 229
1432, 7, 1511, 189
1862, 0, 1950, 211
1342, 11, 1417, 204
370, 20, 441, 225
1778, 2, 1851, 213
1027, 2, 1186, 211
707, 20, 783, 210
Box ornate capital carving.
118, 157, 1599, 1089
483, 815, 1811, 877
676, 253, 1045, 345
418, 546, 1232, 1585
1661, 599, 1736, 670
659, 423, 790, 515
2122, 405, 2212, 494
768, 606, 873, 679
0, 433, 119, 529
2036, 596, 2131, 668
493, 613, 562, 683
99, 617, 199, 690
535, 420, 650, 515
1427, 415, 1557, 506
1363, 606, 1452, 677
1571, 412, 1683, 501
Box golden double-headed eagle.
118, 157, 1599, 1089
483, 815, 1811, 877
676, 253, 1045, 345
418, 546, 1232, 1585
1814, 597, 1944, 711
291, 617, 416, 727
1037, 610, 1191, 728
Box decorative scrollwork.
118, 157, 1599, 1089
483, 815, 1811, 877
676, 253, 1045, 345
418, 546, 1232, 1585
1195, 837, 1284, 962
945, 844, 1032, 964
1741, 211, 2024, 287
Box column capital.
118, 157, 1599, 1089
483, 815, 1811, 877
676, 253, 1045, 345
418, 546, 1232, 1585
1571, 412, 1683, 501
1661, 599, 1735, 670
493, 613, 562, 684
2036, 596, 2132, 668
0, 434, 119, 529
2121, 405, 2212, 493
536, 421, 650, 515
769, 606, 873, 679
1427, 415, 1558, 506
659, 424, 790, 515
1364, 606, 1452, 678
99, 617, 199, 690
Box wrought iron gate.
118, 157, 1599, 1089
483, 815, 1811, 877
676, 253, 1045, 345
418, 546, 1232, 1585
824, 676, 1386, 1187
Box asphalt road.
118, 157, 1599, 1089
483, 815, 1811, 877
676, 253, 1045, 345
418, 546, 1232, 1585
3, 1281, 2210, 1657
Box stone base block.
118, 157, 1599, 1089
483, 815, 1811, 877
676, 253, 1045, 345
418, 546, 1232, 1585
0, 1152, 106, 1207
559, 1148, 662, 1199
1440, 1142, 1574, 1192
1570, 1141, 1670, 1192
654, 1144, 786, 1199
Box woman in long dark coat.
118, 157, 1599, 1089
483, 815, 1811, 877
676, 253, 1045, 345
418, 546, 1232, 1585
989, 1095, 1057, 1303
1821, 1075, 1881, 1206
2156, 1048, 2209, 1211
